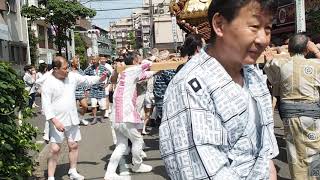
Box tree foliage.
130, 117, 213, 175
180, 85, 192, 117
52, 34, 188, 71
128, 31, 136, 50
28, 28, 39, 65
74, 32, 88, 69
309, 10, 320, 35
21, 0, 96, 54
0, 62, 38, 179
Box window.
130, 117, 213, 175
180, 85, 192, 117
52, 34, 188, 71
47, 28, 54, 49
0, 40, 3, 58
9, 45, 14, 62
38, 25, 46, 48
22, 47, 27, 63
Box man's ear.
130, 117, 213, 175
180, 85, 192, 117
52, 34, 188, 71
211, 13, 225, 38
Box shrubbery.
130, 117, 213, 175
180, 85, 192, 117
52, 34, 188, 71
0, 62, 38, 179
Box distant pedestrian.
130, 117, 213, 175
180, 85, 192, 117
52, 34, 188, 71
42, 56, 108, 180
23, 65, 37, 108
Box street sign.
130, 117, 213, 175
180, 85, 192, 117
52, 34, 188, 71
295, 0, 306, 33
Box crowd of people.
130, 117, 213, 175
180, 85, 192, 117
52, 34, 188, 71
21, 0, 320, 180
22, 36, 202, 180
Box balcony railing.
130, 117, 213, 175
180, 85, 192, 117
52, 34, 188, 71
142, 29, 150, 33
97, 36, 111, 44
98, 48, 112, 55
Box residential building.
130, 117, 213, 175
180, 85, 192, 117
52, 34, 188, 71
27, 0, 56, 65
108, 17, 134, 50
0, 0, 29, 70
132, 7, 151, 50
144, 0, 185, 52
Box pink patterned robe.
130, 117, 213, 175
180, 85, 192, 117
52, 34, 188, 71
111, 63, 154, 125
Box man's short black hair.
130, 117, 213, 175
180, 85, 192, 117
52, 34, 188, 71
24, 65, 33, 72
124, 51, 139, 65
207, 0, 277, 41
288, 33, 309, 55
181, 34, 203, 57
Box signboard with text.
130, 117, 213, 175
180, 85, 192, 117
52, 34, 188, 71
295, 0, 306, 32
276, 0, 320, 27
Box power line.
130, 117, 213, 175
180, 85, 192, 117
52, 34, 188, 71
81, 0, 121, 4
91, 17, 128, 20
94, 4, 169, 11
80, 0, 140, 5
95, 7, 145, 11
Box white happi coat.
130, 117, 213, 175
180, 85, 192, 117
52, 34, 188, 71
42, 72, 100, 126
159, 49, 279, 180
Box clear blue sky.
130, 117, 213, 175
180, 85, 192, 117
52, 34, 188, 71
81, 0, 143, 30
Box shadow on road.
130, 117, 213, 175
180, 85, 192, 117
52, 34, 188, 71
153, 165, 169, 179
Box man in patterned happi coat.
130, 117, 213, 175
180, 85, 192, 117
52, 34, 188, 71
159, 0, 279, 179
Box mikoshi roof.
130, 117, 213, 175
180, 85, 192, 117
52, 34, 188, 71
169, 0, 212, 41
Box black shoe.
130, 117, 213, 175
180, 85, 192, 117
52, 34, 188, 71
149, 119, 156, 127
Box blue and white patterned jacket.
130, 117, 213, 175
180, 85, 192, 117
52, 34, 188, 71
84, 64, 110, 99
74, 69, 89, 100
159, 49, 279, 180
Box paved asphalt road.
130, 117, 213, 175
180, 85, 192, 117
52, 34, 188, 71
29, 97, 291, 180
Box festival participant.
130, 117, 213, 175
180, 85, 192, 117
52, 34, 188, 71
159, 0, 279, 179
84, 56, 110, 125
100, 56, 114, 118
104, 52, 154, 180
71, 56, 90, 126
42, 56, 108, 180
264, 34, 320, 180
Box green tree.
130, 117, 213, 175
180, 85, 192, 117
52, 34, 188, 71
110, 39, 117, 56
74, 32, 88, 69
0, 62, 38, 179
21, 0, 96, 55
309, 10, 320, 35
128, 31, 136, 50
28, 28, 39, 65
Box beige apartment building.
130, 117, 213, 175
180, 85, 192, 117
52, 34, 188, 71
108, 0, 184, 55
108, 18, 134, 50
143, 0, 184, 51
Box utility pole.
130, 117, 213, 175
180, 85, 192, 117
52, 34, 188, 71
149, 0, 154, 48
171, 15, 178, 54
71, 28, 75, 57
66, 29, 71, 61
